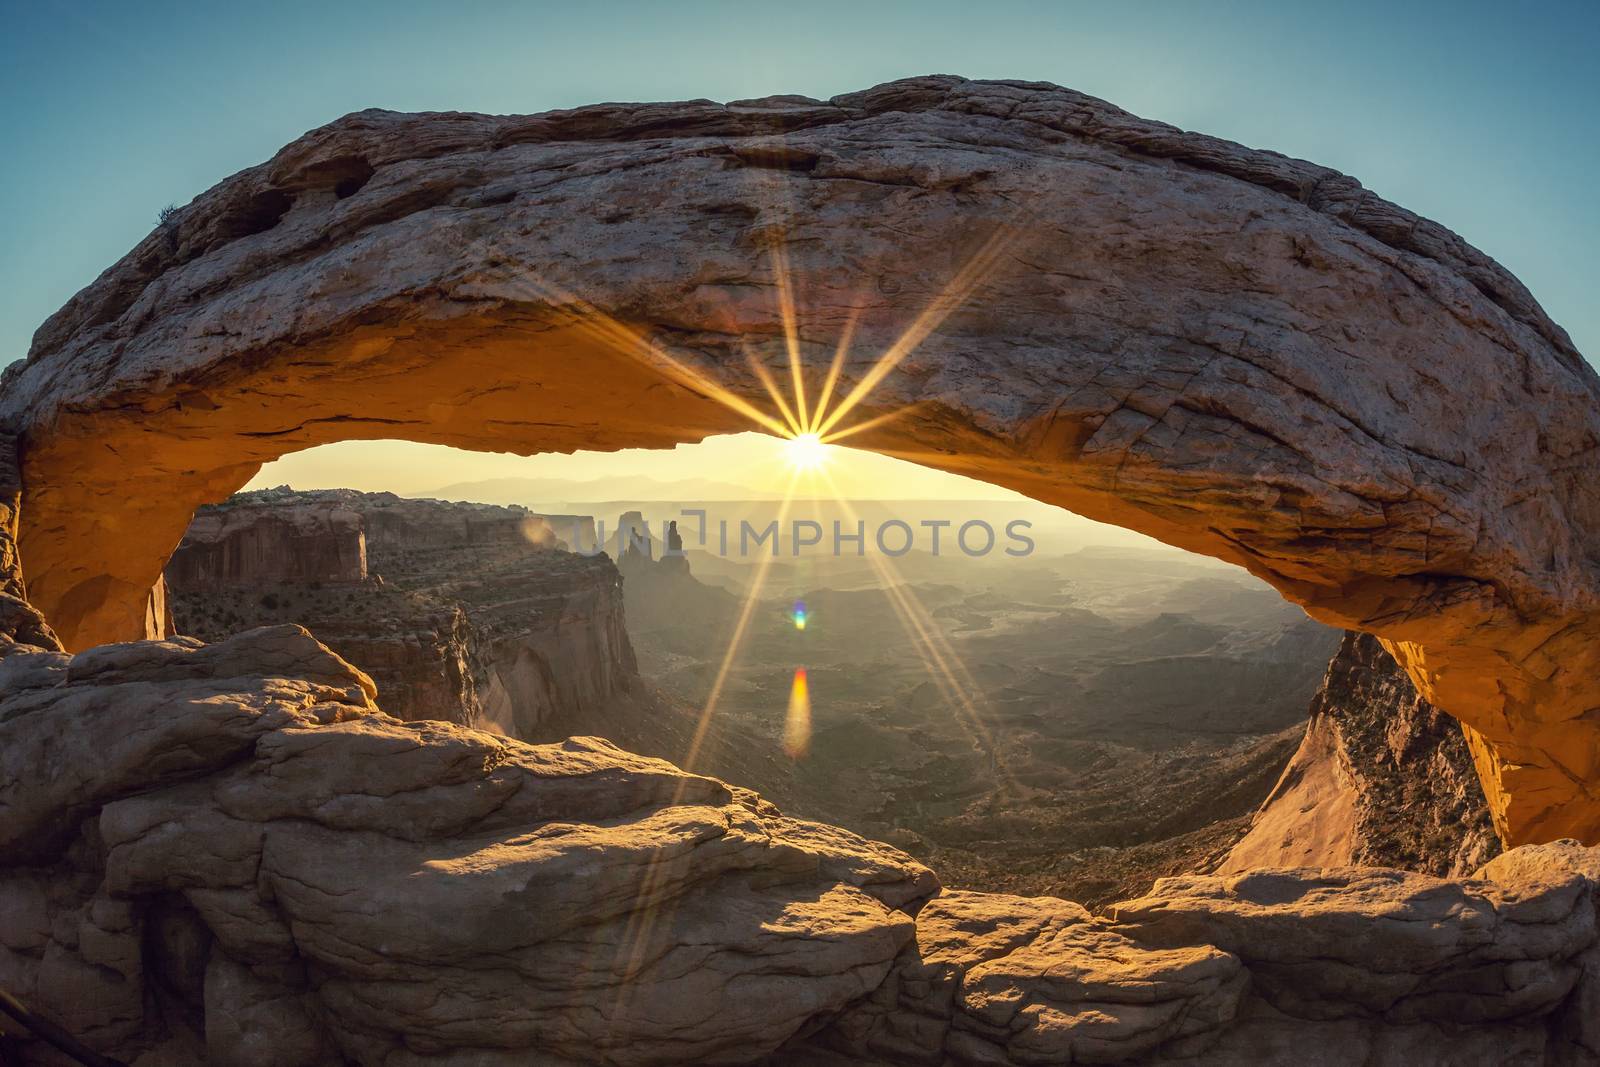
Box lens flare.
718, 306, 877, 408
552, 171, 1030, 1039
783, 668, 812, 759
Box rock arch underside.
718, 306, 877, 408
5, 76, 1600, 1065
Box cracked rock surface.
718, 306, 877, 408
1219, 630, 1501, 876
0, 625, 935, 1065
793, 861, 1600, 1065
4, 622, 1600, 1065
3, 76, 1598, 844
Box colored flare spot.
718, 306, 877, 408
783, 668, 812, 759
793, 600, 807, 631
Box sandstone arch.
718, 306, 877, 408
3, 76, 1598, 847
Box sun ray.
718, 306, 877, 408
599, 472, 804, 1033
866, 551, 1021, 793
815, 223, 1025, 439
871, 554, 996, 738
454, 195, 1044, 1044
869, 557, 1007, 778
675, 469, 803, 779
473, 208, 1011, 775
770, 238, 811, 434
813, 467, 1012, 784
490, 268, 796, 438
817, 403, 920, 446
741, 342, 804, 438
739, 132, 812, 435
810, 305, 861, 435
783, 432, 829, 471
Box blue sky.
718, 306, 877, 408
3, 0, 1596, 372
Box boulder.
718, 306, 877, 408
794, 856, 1600, 1065
0, 626, 935, 1065
4, 620, 1600, 1064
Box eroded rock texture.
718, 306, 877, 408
1220, 631, 1502, 876
0, 434, 59, 654
794, 859, 1600, 1066
4, 622, 1600, 1065
3, 76, 1598, 842
0, 626, 934, 1066
167, 494, 369, 590
165, 488, 637, 733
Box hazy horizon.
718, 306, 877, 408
241, 432, 1042, 504
239, 433, 1177, 557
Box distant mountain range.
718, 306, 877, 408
419, 478, 1178, 557
422, 475, 785, 504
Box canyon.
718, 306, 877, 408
157, 487, 1503, 909
3, 74, 1600, 1064
2, 601, 1596, 1065
164, 487, 634, 736
624, 530, 1344, 904
4, 75, 1600, 846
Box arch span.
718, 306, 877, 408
4, 76, 1599, 846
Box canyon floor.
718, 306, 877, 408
614, 527, 1341, 906
166, 489, 1345, 909
1, 485, 1560, 1065
4, 67, 1595, 1064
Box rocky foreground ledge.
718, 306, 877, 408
2, 624, 1598, 1065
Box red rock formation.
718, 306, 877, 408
167, 492, 367, 589
165, 489, 637, 734
315, 493, 633, 739
1220, 632, 1502, 877
4, 77, 1598, 845
3, 623, 1598, 1065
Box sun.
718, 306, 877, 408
784, 432, 830, 471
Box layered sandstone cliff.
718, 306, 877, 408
165, 489, 635, 734
469, 552, 638, 738
1220, 631, 1502, 877
167, 495, 367, 589
356, 489, 562, 555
